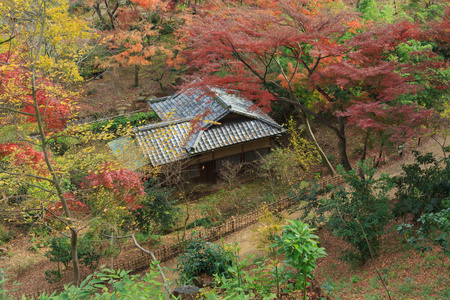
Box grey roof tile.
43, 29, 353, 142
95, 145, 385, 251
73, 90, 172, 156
149, 88, 227, 124
127, 87, 286, 166
135, 120, 193, 166
149, 87, 282, 130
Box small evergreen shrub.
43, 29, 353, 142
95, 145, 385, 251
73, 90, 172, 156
325, 161, 393, 265
131, 180, 180, 234
47, 136, 79, 155
185, 217, 215, 230
393, 151, 450, 222
45, 236, 103, 282
272, 220, 326, 299
397, 198, 450, 259
176, 235, 236, 285
45, 237, 72, 269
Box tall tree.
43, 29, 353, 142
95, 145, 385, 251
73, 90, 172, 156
0, 0, 95, 285
180, 0, 440, 171
98, 0, 174, 87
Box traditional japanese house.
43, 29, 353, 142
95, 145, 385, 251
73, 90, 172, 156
109, 86, 284, 182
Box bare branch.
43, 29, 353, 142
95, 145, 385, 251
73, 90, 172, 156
101, 233, 172, 297
0, 35, 15, 45
0, 105, 36, 117
0, 168, 55, 183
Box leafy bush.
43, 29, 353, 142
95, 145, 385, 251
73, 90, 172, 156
416, 202, 450, 259
131, 181, 180, 234
397, 198, 450, 259
35, 264, 171, 300
44, 269, 62, 284
78, 240, 102, 270
259, 117, 320, 192
176, 235, 236, 285
259, 148, 303, 191
393, 151, 450, 222
185, 217, 216, 230
47, 136, 79, 155
134, 232, 162, 247
325, 161, 392, 264
272, 220, 326, 299
252, 204, 285, 252
203, 256, 278, 299
45, 237, 72, 270
45, 236, 103, 282
89, 111, 157, 135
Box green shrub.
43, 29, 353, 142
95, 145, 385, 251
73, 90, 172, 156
45, 236, 103, 282
47, 136, 79, 156
397, 198, 450, 259
45, 237, 72, 270
90, 111, 157, 135
393, 151, 450, 222
176, 235, 236, 285
134, 232, 162, 247
185, 217, 216, 230
203, 256, 278, 299
325, 161, 392, 265
78, 240, 102, 270
44, 269, 62, 284
272, 220, 326, 299
27, 264, 171, 300
130, 180, 180, 234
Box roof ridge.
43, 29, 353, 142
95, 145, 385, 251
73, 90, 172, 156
189, 130, 204, 153
136, 117, 192, 131
148, 95, 170, 103
228, 108, 283, 130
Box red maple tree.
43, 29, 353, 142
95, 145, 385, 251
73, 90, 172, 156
0, 52, 75, 133
81, 163, 145, 210
179, 0, 439, 170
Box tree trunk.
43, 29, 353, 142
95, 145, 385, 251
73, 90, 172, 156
30, 12, 81, 286
92, 4, 107, 29
70, 229, 80, 285
277, 96, 353, 172
296, 108, 336, 176
134, 66, 139, 87
337, 116, 352, 171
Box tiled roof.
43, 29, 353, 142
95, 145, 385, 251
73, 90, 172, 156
117, 86, 285, 167
134, 117, 283, 166
135, 118, 192, 166
149, 87, 281, 129
149, 88, 227, 125
211, 89, 278, 126
188, 119, 282, 155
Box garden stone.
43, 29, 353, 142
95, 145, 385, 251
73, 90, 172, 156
172, 285, 200, 300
